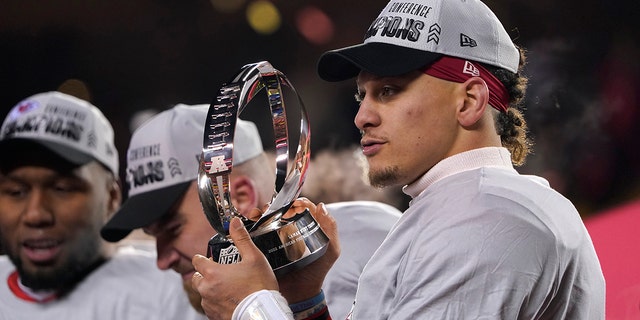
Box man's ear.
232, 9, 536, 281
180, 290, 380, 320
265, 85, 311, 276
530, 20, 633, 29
106, 176, 122, 219
109, 179, 122, 212
230, 175, 259, 218
457, 77, 489, 127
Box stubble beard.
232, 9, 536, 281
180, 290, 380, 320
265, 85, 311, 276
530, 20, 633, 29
368, 165, 400, 188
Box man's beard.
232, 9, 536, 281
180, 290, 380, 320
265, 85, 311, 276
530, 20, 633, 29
368, 165, 400, 188
8, 231, 103, 295
183, 281, 205, 314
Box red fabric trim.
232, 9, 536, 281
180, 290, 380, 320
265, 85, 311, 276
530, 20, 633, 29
7, 271, 56, 303
304, 305, 331, 320
422, 56, 510, 112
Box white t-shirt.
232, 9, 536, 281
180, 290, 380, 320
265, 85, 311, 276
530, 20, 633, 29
0, 246, 206, 320
350, 147, 605, 319
323, 201, 401, 320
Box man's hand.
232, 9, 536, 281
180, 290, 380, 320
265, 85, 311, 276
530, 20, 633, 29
192, 217, 278, 320
278, 198, 341, 304
191, 197, 340, 319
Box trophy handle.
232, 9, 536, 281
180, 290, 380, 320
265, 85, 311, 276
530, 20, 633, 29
198, 61, 311, 237
251, 67, 311, 232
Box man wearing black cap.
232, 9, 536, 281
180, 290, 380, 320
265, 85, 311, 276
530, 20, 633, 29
191, 0, 605, 319
0, 92, 202, 319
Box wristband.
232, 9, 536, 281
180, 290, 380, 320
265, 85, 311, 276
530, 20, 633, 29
289, 290, 325, 313
290, 290, 331, 320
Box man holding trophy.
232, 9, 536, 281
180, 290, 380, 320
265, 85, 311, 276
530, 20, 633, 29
101, 103, 398, 319
191, 0, 605, 319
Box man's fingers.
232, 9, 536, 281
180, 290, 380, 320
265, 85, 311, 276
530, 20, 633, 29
291, 197, 316, 213
315, 203, 337, 235
191, 255, 211, 291
191, 271, 204, 287
246, 207, 263, 221
315, 203, 340, 259
228, 217, 261, 261
283, 197, 317, 219
192, 254, 210, 273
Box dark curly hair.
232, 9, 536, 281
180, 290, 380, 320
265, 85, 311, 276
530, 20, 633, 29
483, 46, 532, 166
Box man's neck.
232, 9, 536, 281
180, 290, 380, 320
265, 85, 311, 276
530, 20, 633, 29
403, 147, 514, 199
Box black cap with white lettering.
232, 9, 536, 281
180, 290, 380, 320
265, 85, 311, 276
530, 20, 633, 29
317, 0, 519, 81
0, 91, 119, 176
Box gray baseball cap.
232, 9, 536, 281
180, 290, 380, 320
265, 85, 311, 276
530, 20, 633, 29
101, 104, 263, 242
0, 91, 119, 175
317, 0, 519, 81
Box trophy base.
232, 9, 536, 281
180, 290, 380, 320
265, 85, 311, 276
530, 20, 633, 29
207, 208, 329, 276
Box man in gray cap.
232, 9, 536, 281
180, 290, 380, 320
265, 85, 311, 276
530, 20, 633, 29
191, 0, 605, 318
101, 104, 275, 313
0, 91, 202, 319
101, 104, 400, 317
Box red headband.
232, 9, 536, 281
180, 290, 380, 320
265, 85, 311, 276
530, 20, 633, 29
422, 56, 509, 112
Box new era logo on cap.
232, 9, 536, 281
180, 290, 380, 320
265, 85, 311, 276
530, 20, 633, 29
463, 61, 480, 77
460, 34, 477, 47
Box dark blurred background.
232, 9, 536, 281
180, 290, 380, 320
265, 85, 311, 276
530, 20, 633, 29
1, 0, 638, 218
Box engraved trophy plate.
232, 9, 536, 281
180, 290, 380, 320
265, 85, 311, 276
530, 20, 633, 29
198, 61, 329, 276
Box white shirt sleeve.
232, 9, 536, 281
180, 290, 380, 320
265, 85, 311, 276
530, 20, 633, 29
232, 290, 293, 320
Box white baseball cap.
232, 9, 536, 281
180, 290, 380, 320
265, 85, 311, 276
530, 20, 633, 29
317, 0, 519, 81
101, 103, 263, 242
0, 91, 119, 175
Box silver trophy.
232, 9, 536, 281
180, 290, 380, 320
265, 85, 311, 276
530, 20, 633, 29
198, 61, 329, 276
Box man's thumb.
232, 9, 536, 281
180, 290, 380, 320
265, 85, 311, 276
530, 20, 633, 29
229, 217, 256, 257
